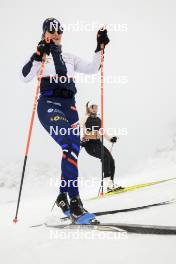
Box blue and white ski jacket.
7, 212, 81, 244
21, 45, 101, 96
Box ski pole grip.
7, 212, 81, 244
42, 53, 47, 62
100, 44, 105, 50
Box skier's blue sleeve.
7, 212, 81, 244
21, 59, 41, 82
22, 60, 33, 77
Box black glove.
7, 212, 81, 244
95, 28, 110, 53
110, 136, 117, 143
31, 39, 52, 62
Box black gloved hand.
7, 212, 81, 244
31, 39, 52, 62
110, 136, 117, 143
95, 28, 110, 53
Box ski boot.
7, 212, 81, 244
70, 196, 99, 225
56, 193, 71, 217
107, 184, 125, 193
104, 177, 125, 193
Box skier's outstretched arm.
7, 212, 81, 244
74, 28, 110, 75
73, 52, 101, 74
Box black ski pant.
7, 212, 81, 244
84, 140, 115, 180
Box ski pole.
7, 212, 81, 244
13, 54, 47, 223
99, 44, 105, 197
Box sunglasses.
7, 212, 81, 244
47, 28, 63, 34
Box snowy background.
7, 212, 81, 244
0, 0, 176, 264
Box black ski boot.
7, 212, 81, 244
56, 193, 71, 217
70, 196, 99, 224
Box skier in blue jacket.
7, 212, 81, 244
21, 18, 109, 224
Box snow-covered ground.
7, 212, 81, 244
1, 148, 176, 264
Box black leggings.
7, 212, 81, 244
84, 141, 115, 180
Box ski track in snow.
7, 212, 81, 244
1, 151, 176, 264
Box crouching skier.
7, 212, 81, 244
81, 101, 124, 193
21, 18, 109, 224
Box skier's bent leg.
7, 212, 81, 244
37, 98, 97, 223
60, 141, 80, 199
